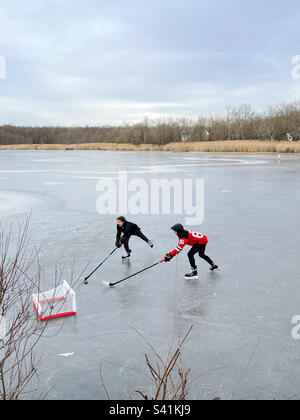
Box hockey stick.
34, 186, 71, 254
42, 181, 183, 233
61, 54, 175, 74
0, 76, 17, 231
82, 247, 118, 284
103, 259, 165, 287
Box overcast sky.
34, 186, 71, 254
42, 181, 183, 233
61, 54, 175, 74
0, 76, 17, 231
0, 0, 300, 126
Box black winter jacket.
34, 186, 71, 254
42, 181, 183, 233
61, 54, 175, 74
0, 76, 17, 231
116, 221, 140, 243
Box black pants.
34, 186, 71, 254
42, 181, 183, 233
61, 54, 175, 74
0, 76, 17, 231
122, 229, 149, 253
188, 244, 214, 270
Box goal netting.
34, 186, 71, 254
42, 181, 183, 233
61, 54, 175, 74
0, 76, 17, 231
0, 316, 6, 340
32, 281, 77, 321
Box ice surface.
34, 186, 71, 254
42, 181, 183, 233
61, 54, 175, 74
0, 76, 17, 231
0, 150, 300, 400
0, 191, 43, 215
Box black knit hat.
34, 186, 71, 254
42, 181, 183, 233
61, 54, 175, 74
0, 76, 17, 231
171, 223, 186, 236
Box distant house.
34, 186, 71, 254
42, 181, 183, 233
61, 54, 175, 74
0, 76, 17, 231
181, 130, 210, 142
181, 134, 190, 142
203, 129, 210, 141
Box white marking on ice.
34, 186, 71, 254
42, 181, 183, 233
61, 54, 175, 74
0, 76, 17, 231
34, 159, 75, 163
58, 352, 75, 358
182, 157, 268, 165
0, 170, 49, 173
73, 176, 119, 180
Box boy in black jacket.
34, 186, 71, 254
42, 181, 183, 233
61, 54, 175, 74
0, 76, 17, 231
116, 216, 153, 259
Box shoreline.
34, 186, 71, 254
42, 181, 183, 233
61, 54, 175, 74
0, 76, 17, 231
0, 140, 299, 153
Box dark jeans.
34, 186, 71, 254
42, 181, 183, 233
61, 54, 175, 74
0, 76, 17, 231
122, 229, 149, 253
188, 244, 214, 270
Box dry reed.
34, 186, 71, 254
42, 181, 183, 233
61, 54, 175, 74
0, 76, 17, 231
0, 140, 299, 153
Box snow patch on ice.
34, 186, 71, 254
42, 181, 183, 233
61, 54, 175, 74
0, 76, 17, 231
0, 191, 44, 215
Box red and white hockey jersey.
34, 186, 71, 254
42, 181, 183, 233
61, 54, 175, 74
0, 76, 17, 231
170, 230, 208, 257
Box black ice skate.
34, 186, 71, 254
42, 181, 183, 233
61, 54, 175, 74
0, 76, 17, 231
210, 263, 219, 271
122, 250, 132, 260
185, 269, 198, 279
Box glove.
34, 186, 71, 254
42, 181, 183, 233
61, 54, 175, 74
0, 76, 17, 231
115, 241, 122, 248
164, 253, 173, 262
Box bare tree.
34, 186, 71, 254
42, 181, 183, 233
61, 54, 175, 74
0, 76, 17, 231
133, 325, 193, 400
0, 218, 51, 400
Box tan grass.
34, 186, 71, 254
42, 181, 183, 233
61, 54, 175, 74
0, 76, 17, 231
0, 142, 161, 151
0, 140, 299, 153
162, 140, 300, 153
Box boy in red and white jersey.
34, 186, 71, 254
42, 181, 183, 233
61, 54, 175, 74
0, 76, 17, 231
165, 224, 218, 279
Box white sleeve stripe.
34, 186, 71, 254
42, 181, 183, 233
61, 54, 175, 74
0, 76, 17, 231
175, 246, 182, 252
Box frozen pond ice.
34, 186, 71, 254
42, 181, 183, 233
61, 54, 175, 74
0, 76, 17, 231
0, 150, 300, 400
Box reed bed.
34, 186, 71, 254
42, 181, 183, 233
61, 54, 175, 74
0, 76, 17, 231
0, 140, 299, 153
162, 140, 300, 153
0, 142, 160, 151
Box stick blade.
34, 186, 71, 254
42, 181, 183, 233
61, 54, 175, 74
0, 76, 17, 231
102, 281, 113, 287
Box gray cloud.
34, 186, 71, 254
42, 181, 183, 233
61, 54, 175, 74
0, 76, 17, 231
0, 0, 300, 125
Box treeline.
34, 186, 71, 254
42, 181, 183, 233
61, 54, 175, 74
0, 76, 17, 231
1, 101, 300, 146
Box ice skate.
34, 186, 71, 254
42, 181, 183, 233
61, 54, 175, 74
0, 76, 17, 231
185, 269, 198, 280
122, 250, 131, 260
